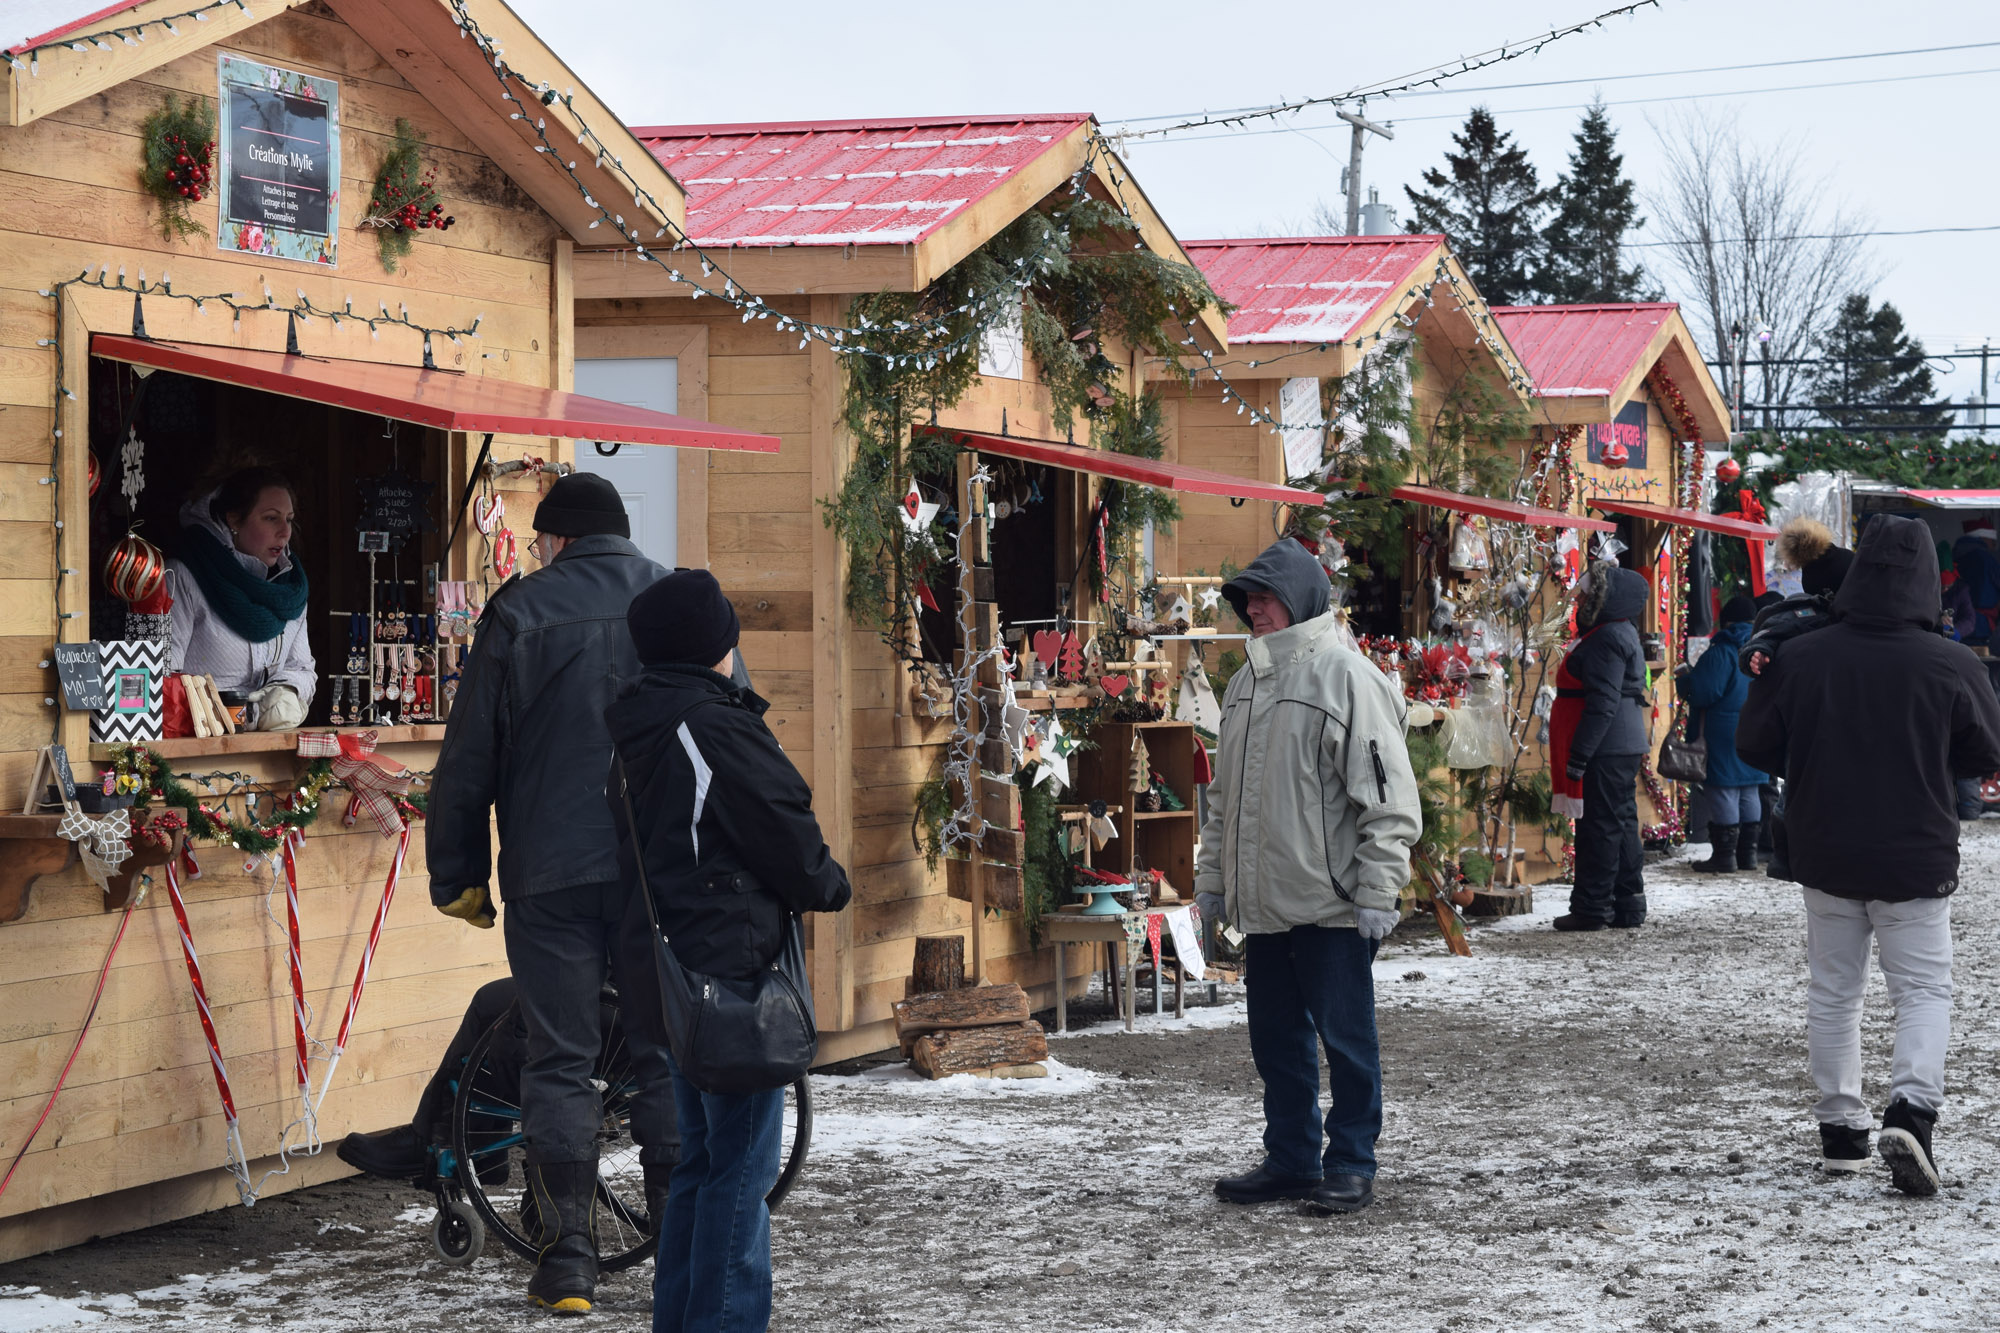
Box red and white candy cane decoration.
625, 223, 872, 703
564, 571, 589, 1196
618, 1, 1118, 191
163, 857, 252, 1197
314, 822, 411, 1112
280, 830, 308, 1091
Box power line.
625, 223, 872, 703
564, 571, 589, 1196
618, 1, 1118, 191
1453, 223, 2000, 255
1115, 38, 2000, 124
1128, 65, 2000, 145
1118, 1, 1665, 140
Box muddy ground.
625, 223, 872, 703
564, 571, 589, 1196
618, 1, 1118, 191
5, 828, 2000, 1332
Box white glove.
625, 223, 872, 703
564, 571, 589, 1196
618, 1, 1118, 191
1354, 907, 1400, 942
249, 683, 306, 731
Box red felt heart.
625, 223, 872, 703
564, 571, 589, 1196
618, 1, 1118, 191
902, 485, 922, 519
1031, 629, 1062, 665
1099, 674, 1131, 698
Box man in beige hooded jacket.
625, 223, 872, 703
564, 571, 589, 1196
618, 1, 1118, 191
1197, 538, 1422, 1216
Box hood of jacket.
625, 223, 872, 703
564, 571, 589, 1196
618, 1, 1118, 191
1835, 514, 1941, 631
178, 488, 295, 579
1223, 538, 1331, 629
1578, 562, 1647, 630
606, 663, 764, 742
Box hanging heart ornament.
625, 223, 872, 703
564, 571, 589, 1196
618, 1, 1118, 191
1031, 629, 1062, 667
1098, 675, 1131, 698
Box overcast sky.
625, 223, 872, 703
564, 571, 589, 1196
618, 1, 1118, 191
513, 0, 2000, 422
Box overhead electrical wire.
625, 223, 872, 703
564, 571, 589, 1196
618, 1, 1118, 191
1129, 64, 2000, 145
1114, 38, 2000, 125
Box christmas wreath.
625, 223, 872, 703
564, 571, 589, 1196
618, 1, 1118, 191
362, 118, 456, 273
139, 95, 218, 241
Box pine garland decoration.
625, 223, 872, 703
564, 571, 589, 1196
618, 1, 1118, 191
111, 744, 334, 854
362, 119, 455, 274
138, 95, 218, 241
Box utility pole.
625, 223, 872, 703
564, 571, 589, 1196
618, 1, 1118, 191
1338, 109, 1394, 236
1954, 340, 1993, 433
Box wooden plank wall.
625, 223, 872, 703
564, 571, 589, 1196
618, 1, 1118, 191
1163, 378, 1284, 580
0, 2, 560, 1260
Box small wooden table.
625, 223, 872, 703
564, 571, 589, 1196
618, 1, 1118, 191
1044, 910, 1138, 1034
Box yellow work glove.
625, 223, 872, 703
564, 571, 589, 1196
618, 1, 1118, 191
436, 884, 495, 929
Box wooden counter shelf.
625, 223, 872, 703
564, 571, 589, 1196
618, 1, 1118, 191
86, 723, 448, 762
0, 808, 186, 923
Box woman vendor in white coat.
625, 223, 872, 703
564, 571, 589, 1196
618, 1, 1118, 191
167, 466, 315, 730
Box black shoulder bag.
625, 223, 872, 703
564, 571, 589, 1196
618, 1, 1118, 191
613, 743, 817, 1095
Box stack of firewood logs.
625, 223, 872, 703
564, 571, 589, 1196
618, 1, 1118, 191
894, 980, 1048, 1080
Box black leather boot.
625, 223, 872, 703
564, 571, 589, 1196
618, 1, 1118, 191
643, 1160, 675, 1237
1736, 823, 1761, 871
335, 1124, 429, 1181
1696, 826, 1738, 873
524, 1159, 599, 1315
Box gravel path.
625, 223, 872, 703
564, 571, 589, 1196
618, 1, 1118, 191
6, 827, 1999, 1332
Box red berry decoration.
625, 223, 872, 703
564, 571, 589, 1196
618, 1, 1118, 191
1715, 457, 1742, 484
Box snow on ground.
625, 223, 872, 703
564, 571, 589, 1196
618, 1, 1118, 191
6, 826, 2000, 1331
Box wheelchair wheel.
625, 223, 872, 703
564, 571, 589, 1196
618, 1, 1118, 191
769, 1074, 812, 1210
452, 995, 657, 1274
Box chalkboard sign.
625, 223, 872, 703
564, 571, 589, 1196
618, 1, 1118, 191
355, 470, 435, 552
216, 54, 340, 268
49, 744, 75, 803
54, 641, 107, 710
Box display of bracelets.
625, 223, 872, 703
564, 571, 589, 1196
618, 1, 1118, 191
344, 612, 369, 673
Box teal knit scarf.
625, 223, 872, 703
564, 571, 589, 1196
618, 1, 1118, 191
177, 525, 310, 643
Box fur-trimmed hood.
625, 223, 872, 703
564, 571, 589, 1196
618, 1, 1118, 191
1577, 560, 1647, 631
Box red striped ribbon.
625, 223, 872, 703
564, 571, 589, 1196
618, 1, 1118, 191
334, 823, 410, 1053
280, 831, 308, 1089
163, 859, 238, 1125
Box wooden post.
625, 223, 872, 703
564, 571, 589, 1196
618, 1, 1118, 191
810, 296, 856, 1030
957, 452, 991, 984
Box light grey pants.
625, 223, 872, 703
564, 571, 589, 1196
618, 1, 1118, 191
1802, 887, 1953, 1127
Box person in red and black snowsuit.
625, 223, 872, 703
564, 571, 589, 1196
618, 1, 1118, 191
1552, 561, 1652, 931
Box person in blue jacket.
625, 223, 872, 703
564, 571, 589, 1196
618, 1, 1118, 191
1678, 595, 1770, 873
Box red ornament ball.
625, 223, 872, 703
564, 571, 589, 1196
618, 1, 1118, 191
1599, 442, 1631, 470
88, 451, 100, 498
1715, 458, 1742, 484
104, 531, 166, 603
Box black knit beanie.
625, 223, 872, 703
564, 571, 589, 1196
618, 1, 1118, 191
628, 568, 740, 668
1802, 546, 1855, 598
532, 472, 629, 538
1719, 594, 1757, 625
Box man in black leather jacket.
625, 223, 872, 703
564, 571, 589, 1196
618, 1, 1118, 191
426, 473, 674, 1316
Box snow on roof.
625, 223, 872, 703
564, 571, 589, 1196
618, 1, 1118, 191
3, 2, 142, 55
1490, 303, 1680, 399
632, 114, 1092, 249
1182, 236, 1447, 345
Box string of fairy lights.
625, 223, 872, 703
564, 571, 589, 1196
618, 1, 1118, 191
4, 0, 254, 74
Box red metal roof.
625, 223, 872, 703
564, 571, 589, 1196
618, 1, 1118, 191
1904, 489, 2000, 509
1182, 237, 1445, 345
3, 3, 142, 55
92, 335, 780, 452
919, 427, 1325, 506
631, 114, 1091, 249
1490, 304, 1678, 399
1391, 483, 1614, 532
1588, 497, 1779, 541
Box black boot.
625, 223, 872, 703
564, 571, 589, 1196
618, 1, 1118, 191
1696, 826, 1738, 874
524, 1159, 599, 1314
335, 1124, 430, 1182
1767, 813, 1793, 881
1879, 1100, 1941, 1198
643, 1159, 675, 1237
1736, 823, 1761, 871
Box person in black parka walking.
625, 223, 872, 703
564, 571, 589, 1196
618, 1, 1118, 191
1556, 561, 1653, 931
606, 569, 851, 1333
1738, 513, 2000, 1194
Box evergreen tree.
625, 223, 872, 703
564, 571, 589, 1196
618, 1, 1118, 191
1536, 102, 1656, 304
1403, 107, 1548, 307
1809, 294, 1949, 430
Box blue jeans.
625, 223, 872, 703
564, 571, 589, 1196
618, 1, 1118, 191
1955, 776, 1983, 820
653, 1058, 783, 1333
1704, 784, 1762, 826
1245, 925, 1382, 1180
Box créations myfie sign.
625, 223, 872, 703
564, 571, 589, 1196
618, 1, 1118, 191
216, 54, 340, 267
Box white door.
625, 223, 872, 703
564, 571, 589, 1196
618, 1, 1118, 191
574, 358, 679, 567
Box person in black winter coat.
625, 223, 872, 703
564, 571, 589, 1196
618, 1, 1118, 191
1556, 562, 1653, 931
425, 474, 677, 1314
606, 568, 851, 1333
1738, 513, 2000, 1194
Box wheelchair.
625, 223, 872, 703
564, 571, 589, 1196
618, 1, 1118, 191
422, 988, 813, 1270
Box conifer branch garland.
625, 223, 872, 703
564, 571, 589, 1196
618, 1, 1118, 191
362, 119, 456, 274
110, 745, 335, 855
139, 95, 218, 242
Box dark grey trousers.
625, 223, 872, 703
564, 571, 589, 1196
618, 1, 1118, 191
502, 881, 677, 1165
